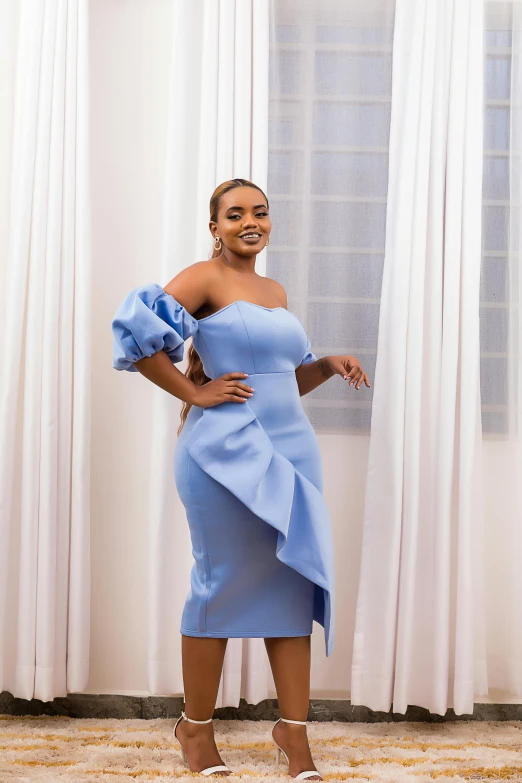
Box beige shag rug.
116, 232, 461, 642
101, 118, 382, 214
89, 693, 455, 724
0, 715, 522, 781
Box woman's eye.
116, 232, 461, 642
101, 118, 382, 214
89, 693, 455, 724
228, 212, 268, 220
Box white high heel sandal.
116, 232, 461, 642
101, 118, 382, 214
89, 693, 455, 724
173, 711, 231, 776
273, 717, 322, 780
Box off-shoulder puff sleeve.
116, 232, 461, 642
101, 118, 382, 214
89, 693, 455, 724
299, 338, 317, 366
111, 282, 199, 371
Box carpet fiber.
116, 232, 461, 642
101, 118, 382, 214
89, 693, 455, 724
1, 715, 521, 781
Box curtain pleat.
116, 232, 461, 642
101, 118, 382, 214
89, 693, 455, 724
481, 0, 522, 698
0, 0, 90, 701
351, 0, 486, 716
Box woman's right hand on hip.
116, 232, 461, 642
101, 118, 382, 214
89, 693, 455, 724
190, 372, 255, 408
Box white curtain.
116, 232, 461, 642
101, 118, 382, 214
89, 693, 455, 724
351, 0, 487, 715
147, 0, 270, 706
266, 0, 522, 710
0, 0, 91, 700
481, 0, 522, 699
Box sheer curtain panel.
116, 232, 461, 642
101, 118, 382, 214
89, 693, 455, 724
351, 0, 487, 716
0, 0, 91, 700
481, 0, 522, 700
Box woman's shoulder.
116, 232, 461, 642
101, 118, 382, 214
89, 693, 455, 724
162, 260, 219, 316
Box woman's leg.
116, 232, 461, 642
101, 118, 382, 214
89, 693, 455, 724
176, 634, 231, 775
264, 635, 321, 780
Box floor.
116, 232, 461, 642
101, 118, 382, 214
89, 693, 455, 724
1, 714, 522, 781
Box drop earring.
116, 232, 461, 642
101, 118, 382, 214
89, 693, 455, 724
214, 235, 222, 251
266, 236, 270, 246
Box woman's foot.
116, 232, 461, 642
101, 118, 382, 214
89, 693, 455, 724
273, 720, 322, 780
175, 717, 231, 776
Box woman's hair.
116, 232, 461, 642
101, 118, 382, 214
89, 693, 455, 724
177, 178, 269, 435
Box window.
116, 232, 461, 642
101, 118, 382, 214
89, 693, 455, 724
481, 7, 513, 437
268, 1, 515, 438
267, 3, 395, 432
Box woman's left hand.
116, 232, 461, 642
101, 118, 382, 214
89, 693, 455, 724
324, 355, 371, 390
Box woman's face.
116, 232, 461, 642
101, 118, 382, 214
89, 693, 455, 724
210, 186, 271, 256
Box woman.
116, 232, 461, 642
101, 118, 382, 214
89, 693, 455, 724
111, 178, 370, 778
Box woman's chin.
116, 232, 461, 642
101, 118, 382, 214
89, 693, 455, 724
233, 244, 263, 257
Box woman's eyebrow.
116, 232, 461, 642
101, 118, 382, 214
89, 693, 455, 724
226, 204, 267, 212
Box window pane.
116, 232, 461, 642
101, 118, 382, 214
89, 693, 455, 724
485, 30, 512, 47
484, 55, 511, 100
480, 358, 508, 406
311, 152, 388, 197
483, 157, 510, 200
269, 118, 294, 145
310, 201, 387, 247
480, 258, 508, 303
268, 151, 304, 194
315, 25, 393, 45
484, 107, 510, 151
482, 205, 509, 252
313, 101, 391, 146
479, 306, 508, 353
307, 301, 381, 350
482, 411, 509, 435
270, 51, 302, 94
275, 25, 300, 43
315, 52, 392, 95
309, 253, 384, 299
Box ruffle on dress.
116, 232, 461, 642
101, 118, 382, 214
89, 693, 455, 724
185, 398, 334, 654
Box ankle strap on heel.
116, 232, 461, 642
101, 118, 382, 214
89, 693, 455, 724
280, 717, 307, 725
181, 710, 213, 724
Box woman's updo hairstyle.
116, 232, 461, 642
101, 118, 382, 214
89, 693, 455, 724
177, 178, 269, 435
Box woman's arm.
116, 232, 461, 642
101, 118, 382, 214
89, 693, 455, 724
296, 355, 371, 397
133, 350, 199, 403
295, 358, 335, 396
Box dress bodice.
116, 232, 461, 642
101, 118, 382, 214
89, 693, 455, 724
194, 300, 315, 378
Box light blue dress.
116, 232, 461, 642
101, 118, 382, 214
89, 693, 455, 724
112, 283, 335, 656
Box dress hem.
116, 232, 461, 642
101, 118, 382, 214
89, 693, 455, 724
180, 627, 313, 639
